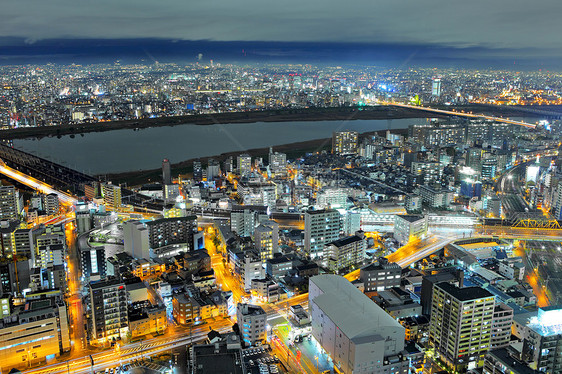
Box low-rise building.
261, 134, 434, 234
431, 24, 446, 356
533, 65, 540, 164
359, 258, 402, 292
394, 214, 428, 246
236, 303, 267, 347
324, 234, 366, 271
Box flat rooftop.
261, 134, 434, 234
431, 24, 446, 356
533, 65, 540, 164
436, 282, 494, 302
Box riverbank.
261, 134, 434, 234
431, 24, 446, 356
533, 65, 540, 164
1, 106, 436, 140
104, 128, 408, 186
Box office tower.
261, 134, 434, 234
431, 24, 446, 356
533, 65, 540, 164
429, 283, 495, 372
359, 258, 402, 292
309, 275, 409, 374
394, 214, 428, 246
332, 131, 359, 155
0, 296, 70, 369
193, 159, 203, 182
324, 234, 366, 272
101, 183, 122, 210
304, 209, 341, 260
207, 158, 220, 181
44, 193, 59, 215
432, 78, 441, 97
236, 303, 267, 347
123, 220, 150, 259
162, 158, 172, 185
521, 306, 562, 373
80, 245, 106, 281
89, 278, 129, 344
253, 222, 279, 261
237, 154, 252, 177
0, 185, 21, 220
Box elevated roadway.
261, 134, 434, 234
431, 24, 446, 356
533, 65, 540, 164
382, 102, 537, 128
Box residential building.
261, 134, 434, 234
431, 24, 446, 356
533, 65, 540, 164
237, 154, 252, 176
324, 234, 366, 271
417, 185, 453, 208
491, 303, 514, 349
332, 131, 359, 155
236, 303, 267, 347
429, 283, 495, 372
304, 209, 341, 259
89, 278, 129, 344
101, 183, 122, 210
484, 348, 539, 374
123, 220, 150, 259
145, 216, 197, 250
521, 306, 562, 373
0, 185, 21, 220
128, 304, 168, 339
253, 222, 279, 261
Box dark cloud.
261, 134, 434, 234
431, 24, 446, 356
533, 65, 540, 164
1, 0, 561, 51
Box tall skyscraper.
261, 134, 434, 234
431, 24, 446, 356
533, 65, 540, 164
304, 209, 341, 259
332, 131, 359, 155
429, 283, 495, 372
432, 78, 442, 97
162, 158, 172, 185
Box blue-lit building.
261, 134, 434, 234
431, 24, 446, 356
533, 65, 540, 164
460, 180, 482, 198
522, 306, 562, 373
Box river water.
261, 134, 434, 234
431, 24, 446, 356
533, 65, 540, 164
13, 118, 431, 174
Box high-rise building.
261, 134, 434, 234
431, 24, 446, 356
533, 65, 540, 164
193, 159, 203, 182
123, 220, 150, 259
309, 275, 409, 374
230, 208, 268, 238
236, 303, 267, 347
304, 209, 341, 260
145, 216, 197, 251
491, 303, 514, 349
207, 158, 220, 181
332, 131, 359, 155
324, 234, 366, 271
253, 222, 279, 260
162, 158, 172, 185
80, 245, 106, 281
429, 283, 495, 372
237, 154, 252, 177
101, 183, 122, 210
268, 148, 287, 177
521, 306, 562, 373
89, 278, 129, 344
0, 185, 21, 220
44, 193, 60, 215
432, 78, 442, 97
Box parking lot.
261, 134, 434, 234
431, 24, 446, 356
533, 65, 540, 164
243, 346, 283, 374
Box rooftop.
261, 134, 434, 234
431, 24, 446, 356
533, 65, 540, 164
436, 282, 494, 302
328, 235, 363, 247
396, 214, 425, 223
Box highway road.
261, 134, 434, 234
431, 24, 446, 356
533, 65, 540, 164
0, 160, 77, 206
382, 102, 537, 128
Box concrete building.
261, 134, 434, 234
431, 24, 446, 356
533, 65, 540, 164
191, 337, 245, 374
101, 183, 122, 210
359, 258, 402, 292
145, 216, 197, 251
89, 278, 129, 344
266, 255, 293, 279
521, 306, 562, 373
484, 347, 539, 374
231, 208, 267, 238
129, 304, 167, 339
324, 234, 366, 272
491, 303, 514, 349
162, 158, 172, 185
304, 209, 341, 260
0, 296, 70, 370
44, 193, 59, 216
417, 185, 453, 208
237, 154, 252, 177
332, 131, 359, 155
429, 283, 495, 372
253, 222, 279, 261
393, 215, 428, 246
0, 185, 21, 220
123, 220, 150, 259
309, 275, 409, 374
80, 245, 106, 281
269, 149, 287, 177
236, 303, 267, 347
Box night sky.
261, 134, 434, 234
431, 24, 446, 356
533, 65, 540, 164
1, 0, 560, 68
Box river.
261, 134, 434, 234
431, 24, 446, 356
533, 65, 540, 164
13, 118, 430, 174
